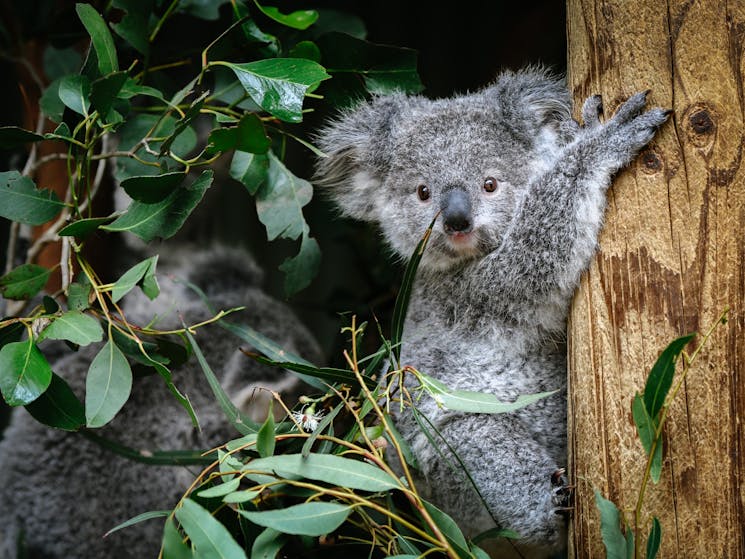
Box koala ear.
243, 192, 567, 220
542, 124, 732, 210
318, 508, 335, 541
483, 66, 572, 141
314, 93, 414, 221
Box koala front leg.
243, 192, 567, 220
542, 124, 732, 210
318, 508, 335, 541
411, 410, 568, 552
479, 92, 670, 318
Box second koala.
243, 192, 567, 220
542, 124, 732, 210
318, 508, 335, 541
315, 67, 668, 557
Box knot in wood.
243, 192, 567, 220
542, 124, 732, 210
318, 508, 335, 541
639, 149, 663, 174
685, 103, 717, 148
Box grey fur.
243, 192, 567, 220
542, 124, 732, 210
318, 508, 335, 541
0, 246, 321, 559
315, 67, 668, 557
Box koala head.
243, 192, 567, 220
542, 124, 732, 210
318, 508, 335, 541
315, 67, 573, 270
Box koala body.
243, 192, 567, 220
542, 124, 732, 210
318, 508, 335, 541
0, 247, 321, 559
316, 68, 668, 557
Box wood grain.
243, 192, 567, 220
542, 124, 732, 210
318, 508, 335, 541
566, 1, 745, 557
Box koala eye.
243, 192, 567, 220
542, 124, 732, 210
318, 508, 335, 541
483, 177, 498, 193
417, 184, 431, 201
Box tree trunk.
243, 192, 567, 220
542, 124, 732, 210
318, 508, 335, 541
566, 1, 745, 557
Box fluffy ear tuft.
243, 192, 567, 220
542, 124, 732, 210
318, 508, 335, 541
482, 66, 572, 143
313, 93, 416, 221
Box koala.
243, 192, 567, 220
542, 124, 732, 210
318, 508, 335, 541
315, 67, 669, 557
0, 246, 322, 559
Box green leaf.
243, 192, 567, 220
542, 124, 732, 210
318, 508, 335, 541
0, 264, 50, 300
256, 152, 312, 241
595, 490, 627, 559
288, 40, 321, 63
119, 77, 164, 100
159, 91, 208, 157
111, 256, 160, 302
68, 279, 92, 310
111, 0, 154, 55
0, 339, 52, 406
254, 3, 318, 30
317, 32, 423, 94
471, 527, 521, 544
0, 126, 44, 149
230, 151, 269, 195
385, 418, 418, 469
224, 489, 261, 504
175, 499, 247, 559
301, 402, 342, 457
421, 501, 469, 555
90, 71, 128, 117
207, 114, 270, 155
40, 79, 65, 122
24, 372, 84, 430
257, 401, 276, 458
197, 477, 241, 498
120, 172, 186, 203
104, 510, 170, 537
632, 393, 663, 483
103, 170, 213, 242
184, 327, 260, 435
179, 0, 230, 20
42, 46, 82, 80
278, 231, 320, 295
245, 453, 399, 492
251, 527, 285, 559
0, 171, 64, 225
76, 3, 119, 75
162, 517, 193, 559
85, 339, 133, 427
38, 310, 103, 346
223, 59, 330, 123
58, 74, 92, 116
419, 372, 555, 414
248, 354, 375, 389
58, 216, 114, 238
646, 517, 661, 559
643, 333, 695, 419
238, 502, 351, 536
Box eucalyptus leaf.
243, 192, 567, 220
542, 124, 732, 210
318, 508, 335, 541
0, 126, 44, 149
111, 0, 155, 55
58, 216, 114, 238
251, 527, 285, 559
76, 3, 119, 75
103, 171, 213, 242
230, 151, 269, 195
646, 517, 661, 559
85, 339, 133, 428
254, 3, 318, 30
238, 502, 351, 536
278, 230, 320, 295
224, 489, 261, 504
223, 59, 330, 123
0, 171, 64, 225
90, 71, 128, 117
643, 333, 695, 419
104, 510, 170, 537
632, 393, 663, 483
67, 280, 92, 311
207, 114, 270, 155
39, 79, 65, 122
25, 372, 85, 431
0, 339, 52, 406
58, 74, 92, 116
421, 501, 469, 554
257, 402, 276, 458
42, 46, 82, 80
162, 517, 193, 559
245, 453, 399, 492
38, 310, 103, 346
0, 264, 50, 300
121, 172, 186, 204
111, 256, 159, 302
256, 152, 313, 241
175, 499, 247, 559
595, 490, 628, 559
197, 477, 241, 498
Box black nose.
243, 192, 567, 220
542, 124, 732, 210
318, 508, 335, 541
440, 188, 472, 234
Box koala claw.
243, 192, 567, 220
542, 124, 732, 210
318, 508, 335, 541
581, 94, 603, 128
551, 469, 574, 512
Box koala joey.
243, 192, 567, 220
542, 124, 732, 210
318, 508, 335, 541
315, 67, 669, 557
0, 246, 322, 559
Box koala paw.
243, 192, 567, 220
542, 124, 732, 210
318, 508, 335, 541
551, 468, 574, 518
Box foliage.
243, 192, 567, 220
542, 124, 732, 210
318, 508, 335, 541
0, 2, 549, 557
595, 310, 728, 559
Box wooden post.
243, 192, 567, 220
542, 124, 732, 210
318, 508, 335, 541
566, 1, 745, 557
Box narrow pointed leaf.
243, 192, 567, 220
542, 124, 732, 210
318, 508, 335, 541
245, 453, 399, 492
103, 171, 213, 242
0, 339, 52, 406
76, 3, 119, 75
595, 490, 627, 559
105, 510, 170, 537
643, 333, 695, 418
257, 402, 276, 458
0, 171, 64, 225
85, 339, 133, 427
224, 489, 260, 504
120, 172, 186, 203
0, 126, 44, 149
175, 499, 247, 559
238, 502, 351, 536
197, 477, 241, 498
58, 216, 114, 237
162, 517, 193, 559
248, 354, 375, 389
25, 372, 85, 431
111, 256, 159, 302
646, 517, 661, 559
0, 264, 50, 300
251, 527, 285, 559
632, 393, 663, 482
38, 310, 103, 346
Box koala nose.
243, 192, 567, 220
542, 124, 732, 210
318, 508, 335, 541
440, 188, 473, 234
